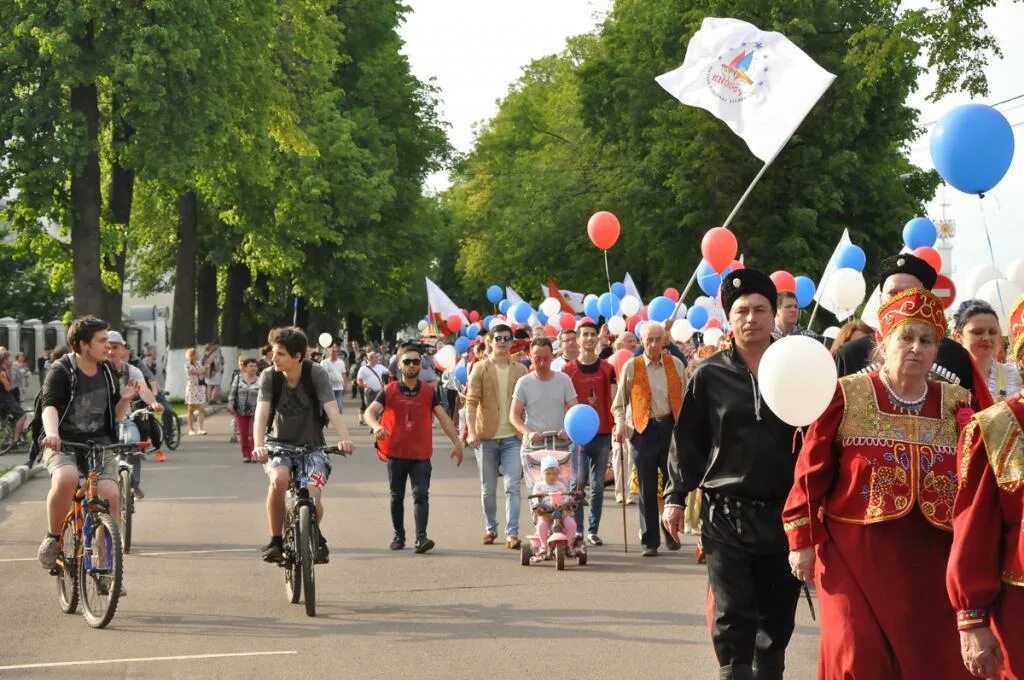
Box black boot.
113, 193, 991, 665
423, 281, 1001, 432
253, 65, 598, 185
719, 664, 754, 680
752, 650, 785, 680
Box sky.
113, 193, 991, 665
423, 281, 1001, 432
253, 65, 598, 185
399, 1, 1023, 307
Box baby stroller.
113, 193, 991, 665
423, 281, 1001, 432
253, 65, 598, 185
520, 435, 587, 570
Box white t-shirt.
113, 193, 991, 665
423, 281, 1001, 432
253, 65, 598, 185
320, 357, 348, 390
357, 364, 389, 392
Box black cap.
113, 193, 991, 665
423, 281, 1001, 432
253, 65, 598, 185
877, 253, 937, 291
721, 269, 778, 315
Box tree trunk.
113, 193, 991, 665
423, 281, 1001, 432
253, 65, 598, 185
170, 191, 197, 349
196, 258, 218, 343
69, 26, 103, 318
102, 98, 134, 327
346, 311, 363, 343
221, 261, 249, 347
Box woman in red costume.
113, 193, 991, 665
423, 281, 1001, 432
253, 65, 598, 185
948, 294, 1024, 680
784, 287, 975, 679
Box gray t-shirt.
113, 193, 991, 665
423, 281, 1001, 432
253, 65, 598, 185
63, 368, 114, 445
512, 371, 577, 435
257, 364, 335, 447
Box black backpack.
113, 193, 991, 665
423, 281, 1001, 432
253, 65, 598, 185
266, 359, 327, 434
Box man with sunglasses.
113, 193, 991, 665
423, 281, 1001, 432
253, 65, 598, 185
365, 344, 463, 553
465, 323, 528, 548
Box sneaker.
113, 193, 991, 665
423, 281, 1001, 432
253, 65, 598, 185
586, 533, 603, 546
261, 538, 284, 563
642, 546, 659, 557
155, 450, 166, 462
414, 538, 435, 554
663, 530, 682, 552
37, 534, 60, 569
95, 576, 127, 597
390, 536, 406, 550
315, 535, 329, 564
133, 486, 144, 501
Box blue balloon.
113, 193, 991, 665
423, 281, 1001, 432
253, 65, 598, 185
483, 315, 494, 330
930, 103, 1015, 195
794, 276, 816, 309
486, 285, 504, 304
564, 404, 600, 446
498, 299, 511, 314
836, 244, 866, 272
697, 258, 730, 297
466, 323, 480, 339
510, 301, 532, 324
598, 292, 620, 318
454, 336, 470, 354
610, 282, 627, 299
536, 309, 548, 325
584, 295, 601, 320
687, 305, 709, 330
903, 217, 937, 250
454, 364, 468, 386
648, 295, 676, 323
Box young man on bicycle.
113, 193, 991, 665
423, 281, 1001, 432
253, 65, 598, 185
37, 317, 139, 570
107, 332, 164, 497
252, 327, 355, 564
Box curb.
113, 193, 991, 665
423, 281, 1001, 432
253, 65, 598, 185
0, 462, 45, 501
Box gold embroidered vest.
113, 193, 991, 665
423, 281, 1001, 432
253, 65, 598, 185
826, 374, 969, 530
972, 402, 1024, 585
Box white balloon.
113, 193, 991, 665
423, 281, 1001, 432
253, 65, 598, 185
673, 302, 688, 320
671, 319, 694, 343
318, 332, 333, 348
620, 295, 642, 317
417, 320, 428, 332
434, 345, 458, 371
828, 268, 866, 312
696, 296, 716, 311
540, 297, 562, 319
1006, 259, 1024, 288
962, 263, 1003, 298
702, 328, 724, 346
607, 315, 627, 335
975, 278, 1024, 330
823, 326, 840, 340
759, 336, 838, 427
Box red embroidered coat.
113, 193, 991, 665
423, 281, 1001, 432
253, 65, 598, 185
785, 373, 971, 549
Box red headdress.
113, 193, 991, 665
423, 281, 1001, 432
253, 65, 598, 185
876, 287, 947, 343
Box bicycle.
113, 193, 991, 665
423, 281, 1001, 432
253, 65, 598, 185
160, 396, 181, 451
0, 411, 27, 455
116, 406, 157, 554
53, 440, 147, 628
267, 442, 346, 617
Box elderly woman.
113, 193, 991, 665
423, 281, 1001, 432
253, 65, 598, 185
947, 295, 1024, 679
953, 298, 1022, 403
783, 288, 975, 679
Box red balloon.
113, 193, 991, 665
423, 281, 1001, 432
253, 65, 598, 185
446, 314, 462, 334
913, 246, 943, 273
609, 348, 634, 379
640, 306, 649, 321
579, 316, 595, 326
770, 271, 797, 294
730, 259, 744, 271
469, 310, 480, 323
545, 324, 558, 337
705, 318, 722, 330
587, 211, 621, 250
663, 287, 680, 302
558, 312, 576, 331
701, 227, 739, 273
626, 315, 641, 334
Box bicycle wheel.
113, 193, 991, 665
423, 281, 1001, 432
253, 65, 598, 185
0, 418, 14, 455
283, 525, 301, 604
79, 511, 123, 629
119, 468, 134, 554
56, 519, 79, 614
299, 505, 316, 617
164, 411, 181, 450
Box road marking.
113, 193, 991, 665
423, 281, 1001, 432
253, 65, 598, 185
0, 547, 251, 562
0, 650, 298, 671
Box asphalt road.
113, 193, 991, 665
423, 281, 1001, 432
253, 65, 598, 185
0, 400, 820, 679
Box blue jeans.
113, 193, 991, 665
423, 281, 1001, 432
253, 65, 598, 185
475, 436, 522, 538
332, 389, 344, 413
572, 434, 611, 535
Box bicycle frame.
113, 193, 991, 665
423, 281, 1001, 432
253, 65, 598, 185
56, 449, 113, 574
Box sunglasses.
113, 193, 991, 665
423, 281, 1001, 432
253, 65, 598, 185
493, 336, 512, 343
401, 358, 422, 366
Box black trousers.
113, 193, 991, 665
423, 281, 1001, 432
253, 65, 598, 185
387, 458, 432, 542
701, 495, 801, 679
628, 419, 673, 548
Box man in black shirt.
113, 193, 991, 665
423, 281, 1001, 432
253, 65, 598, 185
663, 270, 801, 680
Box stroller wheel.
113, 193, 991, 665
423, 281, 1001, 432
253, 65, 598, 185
577, 550, 587, 566
520, 543, 532, 567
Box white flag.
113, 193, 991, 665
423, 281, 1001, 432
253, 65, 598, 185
623, 273, 643, 303
656, 17, 836, 162
813, 228, 852, 310
425, 277, 468, 325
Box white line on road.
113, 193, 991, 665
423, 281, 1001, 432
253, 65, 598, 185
0, 547, 252, 562
0, 650, 298, 671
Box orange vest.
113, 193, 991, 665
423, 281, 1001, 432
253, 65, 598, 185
630, 355, 682, 433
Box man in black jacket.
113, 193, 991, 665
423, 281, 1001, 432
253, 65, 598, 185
663, 269, 801, 680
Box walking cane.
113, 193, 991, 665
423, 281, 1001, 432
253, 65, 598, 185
620, 438, 628, 553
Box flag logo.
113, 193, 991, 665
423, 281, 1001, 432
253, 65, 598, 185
707, 42, 766, 103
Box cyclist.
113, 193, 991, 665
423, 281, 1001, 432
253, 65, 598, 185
36, 317, 138, 573
107, 332, 164, 498
252, 327, 355, 564
0, 350, 27, 444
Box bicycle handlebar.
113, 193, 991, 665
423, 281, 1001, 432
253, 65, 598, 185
61, 441, 144, 455
265, 443, 346, 457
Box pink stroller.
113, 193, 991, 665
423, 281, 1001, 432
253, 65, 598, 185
520, 440, 587, 570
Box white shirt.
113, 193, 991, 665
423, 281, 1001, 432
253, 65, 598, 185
357, 364, 389, 392
320, 357, 348, 390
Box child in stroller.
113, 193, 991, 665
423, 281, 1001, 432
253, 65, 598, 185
521, 449, 587, 568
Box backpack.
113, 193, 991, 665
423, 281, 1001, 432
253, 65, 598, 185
266, 359, 327, 434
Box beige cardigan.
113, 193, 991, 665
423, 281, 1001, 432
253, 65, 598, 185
465, 357, 527, 441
